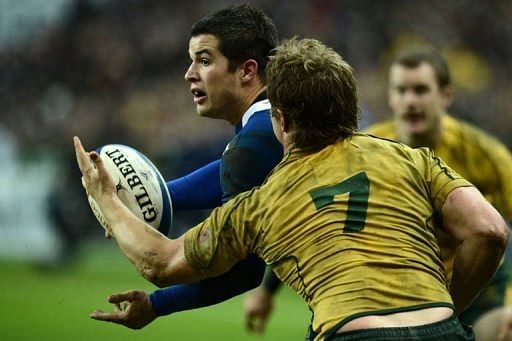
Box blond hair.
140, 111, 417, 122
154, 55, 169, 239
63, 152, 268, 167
266, 37, 359, 151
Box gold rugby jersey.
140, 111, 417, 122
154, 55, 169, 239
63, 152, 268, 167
365, 114, 512, 279
184, 133, 472, 339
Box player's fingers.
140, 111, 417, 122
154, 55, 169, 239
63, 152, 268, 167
89, 152, 105, 173
109, 290, 142, 303
112, 302, 122, 312
246, 317, 255, 333
90, 310, 125, 323
246, 315, 261, 334
254, 318, 264, 334
81, 177, 90, 195
74, 136, 92, 176
244, 312, 253, 331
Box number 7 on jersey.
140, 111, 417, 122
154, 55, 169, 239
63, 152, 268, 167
309, 171, 370, 233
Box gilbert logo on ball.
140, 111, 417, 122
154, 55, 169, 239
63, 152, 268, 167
89, 144, 172, 236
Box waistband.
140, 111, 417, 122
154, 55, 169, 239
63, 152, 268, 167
327, 314, 463, 340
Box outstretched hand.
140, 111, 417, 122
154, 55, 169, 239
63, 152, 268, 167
90, 290, 157, 329
74, 136, 115, 238
74, 136, 116, 204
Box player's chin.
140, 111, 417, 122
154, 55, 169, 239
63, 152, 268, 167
198, 107, 218, 119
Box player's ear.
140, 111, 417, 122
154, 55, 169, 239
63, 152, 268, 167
278, 110, 292, 133
440, 85, 453, 108
240, 59, 259, 83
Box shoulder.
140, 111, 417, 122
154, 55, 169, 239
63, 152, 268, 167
442, 115, 511, 161
242, 109, 272, 132
362, 119, 398, 140
354, 133, 414, 154
231, 109, 280, 151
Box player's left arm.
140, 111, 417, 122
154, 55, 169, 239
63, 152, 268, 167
74, 136, 203, 286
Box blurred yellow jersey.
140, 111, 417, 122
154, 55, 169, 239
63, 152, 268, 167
365, 114, 512, 278
184, 134, 472, 339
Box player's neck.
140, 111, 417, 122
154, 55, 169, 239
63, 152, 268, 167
233, 85, 267, 125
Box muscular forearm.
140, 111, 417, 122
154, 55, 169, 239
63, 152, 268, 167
100, 195, 199, 287
450, 233, 507, 314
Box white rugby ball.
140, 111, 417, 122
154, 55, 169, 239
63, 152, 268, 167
88, 144, 172, 236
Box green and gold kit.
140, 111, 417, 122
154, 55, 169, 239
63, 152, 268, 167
184, 133, 472, 339
365, 114, 512, 280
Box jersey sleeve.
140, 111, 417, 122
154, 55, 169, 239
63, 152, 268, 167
167, 159, 223, 211
424, 149, 474, 212
184, 191, 260, 277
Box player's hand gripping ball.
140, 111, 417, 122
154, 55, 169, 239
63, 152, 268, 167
88, 144, 172, 236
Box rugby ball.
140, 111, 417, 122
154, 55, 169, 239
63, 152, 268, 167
88, 144, 172, 236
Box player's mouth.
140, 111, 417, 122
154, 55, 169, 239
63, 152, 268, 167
402, 111, 426, 132
191, 88, 207, 104
403, 111, 425, 123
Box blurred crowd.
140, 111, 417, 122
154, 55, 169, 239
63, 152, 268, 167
0, 0, 511, 264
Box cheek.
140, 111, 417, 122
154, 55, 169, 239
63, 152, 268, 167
209, 74, 235, 97
389, 95, 404, 111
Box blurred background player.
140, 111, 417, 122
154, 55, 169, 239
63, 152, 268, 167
76, 4, 284, 329
76, 37, 509, 340
244, 44, 512, 338
366, 44, 512, 338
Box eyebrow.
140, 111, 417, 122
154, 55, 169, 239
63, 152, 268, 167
194, 48, 212, 57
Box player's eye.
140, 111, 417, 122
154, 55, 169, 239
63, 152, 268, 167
414, 85, 429, 95
395, 86, 406, 95
201, 59, 210, 66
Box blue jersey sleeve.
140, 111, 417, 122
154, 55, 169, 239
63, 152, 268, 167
167, 159, 223, 210
150, 254, 265, 315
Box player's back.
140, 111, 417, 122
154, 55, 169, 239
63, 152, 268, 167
253, 133, 469, 336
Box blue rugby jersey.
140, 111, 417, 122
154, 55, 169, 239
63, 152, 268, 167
151, 98, 283, 316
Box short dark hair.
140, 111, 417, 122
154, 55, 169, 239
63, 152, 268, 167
392, 45, 451, 88
190, 4, 278, 83
267, 38, 359, 152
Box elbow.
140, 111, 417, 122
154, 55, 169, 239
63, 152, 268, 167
133, 238, 188, 287
139, 263, 173, 288
149, 274, 172, 289
497, 221, 510, 249
481, 218, 509, 251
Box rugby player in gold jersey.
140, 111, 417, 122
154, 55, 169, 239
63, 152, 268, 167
246, 44, 512, 340
75, 38, 508, 340
365, 45, 512, 340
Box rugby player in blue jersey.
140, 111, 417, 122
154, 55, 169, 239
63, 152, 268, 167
85, 4, 283, 329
